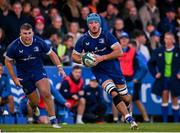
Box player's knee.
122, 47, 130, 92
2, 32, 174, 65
113, 94, 122, 106
117, 85, 128, 96
104, 82, 118, 95
41, 90, 52, 100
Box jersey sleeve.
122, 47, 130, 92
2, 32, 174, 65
106, 32, 119, 49
73, 36, 84, 55
5, 44, 16, 60
39, 37, 52, 55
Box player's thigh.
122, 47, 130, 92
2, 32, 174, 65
35, 78, 51, 96
162, 90, 169, 103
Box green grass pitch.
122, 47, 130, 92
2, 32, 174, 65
0, 123, 180, 132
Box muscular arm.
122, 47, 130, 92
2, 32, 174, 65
48, 50, 66, 77
94, 43, 123, 65
48, 51, 62, 66
102, 43, 123, 61
5, 58, 16, 80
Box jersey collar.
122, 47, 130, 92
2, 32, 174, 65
88, 28, 102, 39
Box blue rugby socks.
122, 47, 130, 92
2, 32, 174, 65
161, 103, 168, 122
172, 105, 179, 122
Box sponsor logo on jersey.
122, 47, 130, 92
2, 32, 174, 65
19, 50, 23, 53
85, 42, 90, 46
99, 38, 104, 43
34, 46, 39, 52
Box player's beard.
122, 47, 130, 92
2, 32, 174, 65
22, 37, 32, 45
90, 27, 100, 36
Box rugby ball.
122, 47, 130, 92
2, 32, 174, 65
81, 52, 95, 67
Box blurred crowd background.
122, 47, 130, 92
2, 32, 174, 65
0, 0, 179, 65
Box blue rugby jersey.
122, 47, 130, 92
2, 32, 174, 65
5, 36, 52, 76
74, 29, 121, 70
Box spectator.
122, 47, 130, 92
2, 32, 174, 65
4, 1, 31, 44
124, 6, 143, 36
121, 0, 136, 20
46, 7, 61, 28
0, 0, 9, 28
60, 66, 86, 124
149, 30, 162, 54
43, 30, 62, 65
158, 8, 177, 35
148, 32, 180, 122
104, 3, 117, 31
34, 15, 46, 38
130, 40, 150, 122
22, 1, 32, 17
0, 63, 14, 115
79, 6, 90, 33
139, 0, 160, 30
57, 35, 74, 66
144, 22, 156, 43
30, 6, 41, 19
68, 21, 82, 46
39, 0, 53, 19
111, 18, 125, 38
88, 0, 99, 13
133, 30, 151, 61
62, 0, 82, 30
83, 76, 106, 123
44, 15, 65, 39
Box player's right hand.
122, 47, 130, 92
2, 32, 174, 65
13, 77, 23, 87
93, 54, 105, 66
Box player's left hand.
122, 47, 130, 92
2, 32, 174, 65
58, 67, 66, 78
93, 54, 105, 66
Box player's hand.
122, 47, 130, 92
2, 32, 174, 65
93, 54, 105, 66
64, 102, 71, 108
72, 94, 79, 100
177, 73, 180, 79
12, 77, 23, 87
155, 73, 161, 79
58, 66, 66, 78
78, 90, 84, 96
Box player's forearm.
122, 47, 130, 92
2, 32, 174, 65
71, 52, 82, 64
5, 59, 16, 80
49, 51, 62, 66
103, 48, 123, 61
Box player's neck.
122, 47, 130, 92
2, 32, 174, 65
20, 37, 33, 47
88, 28, 101, 39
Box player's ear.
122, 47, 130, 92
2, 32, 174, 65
19, 30, 22, 36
